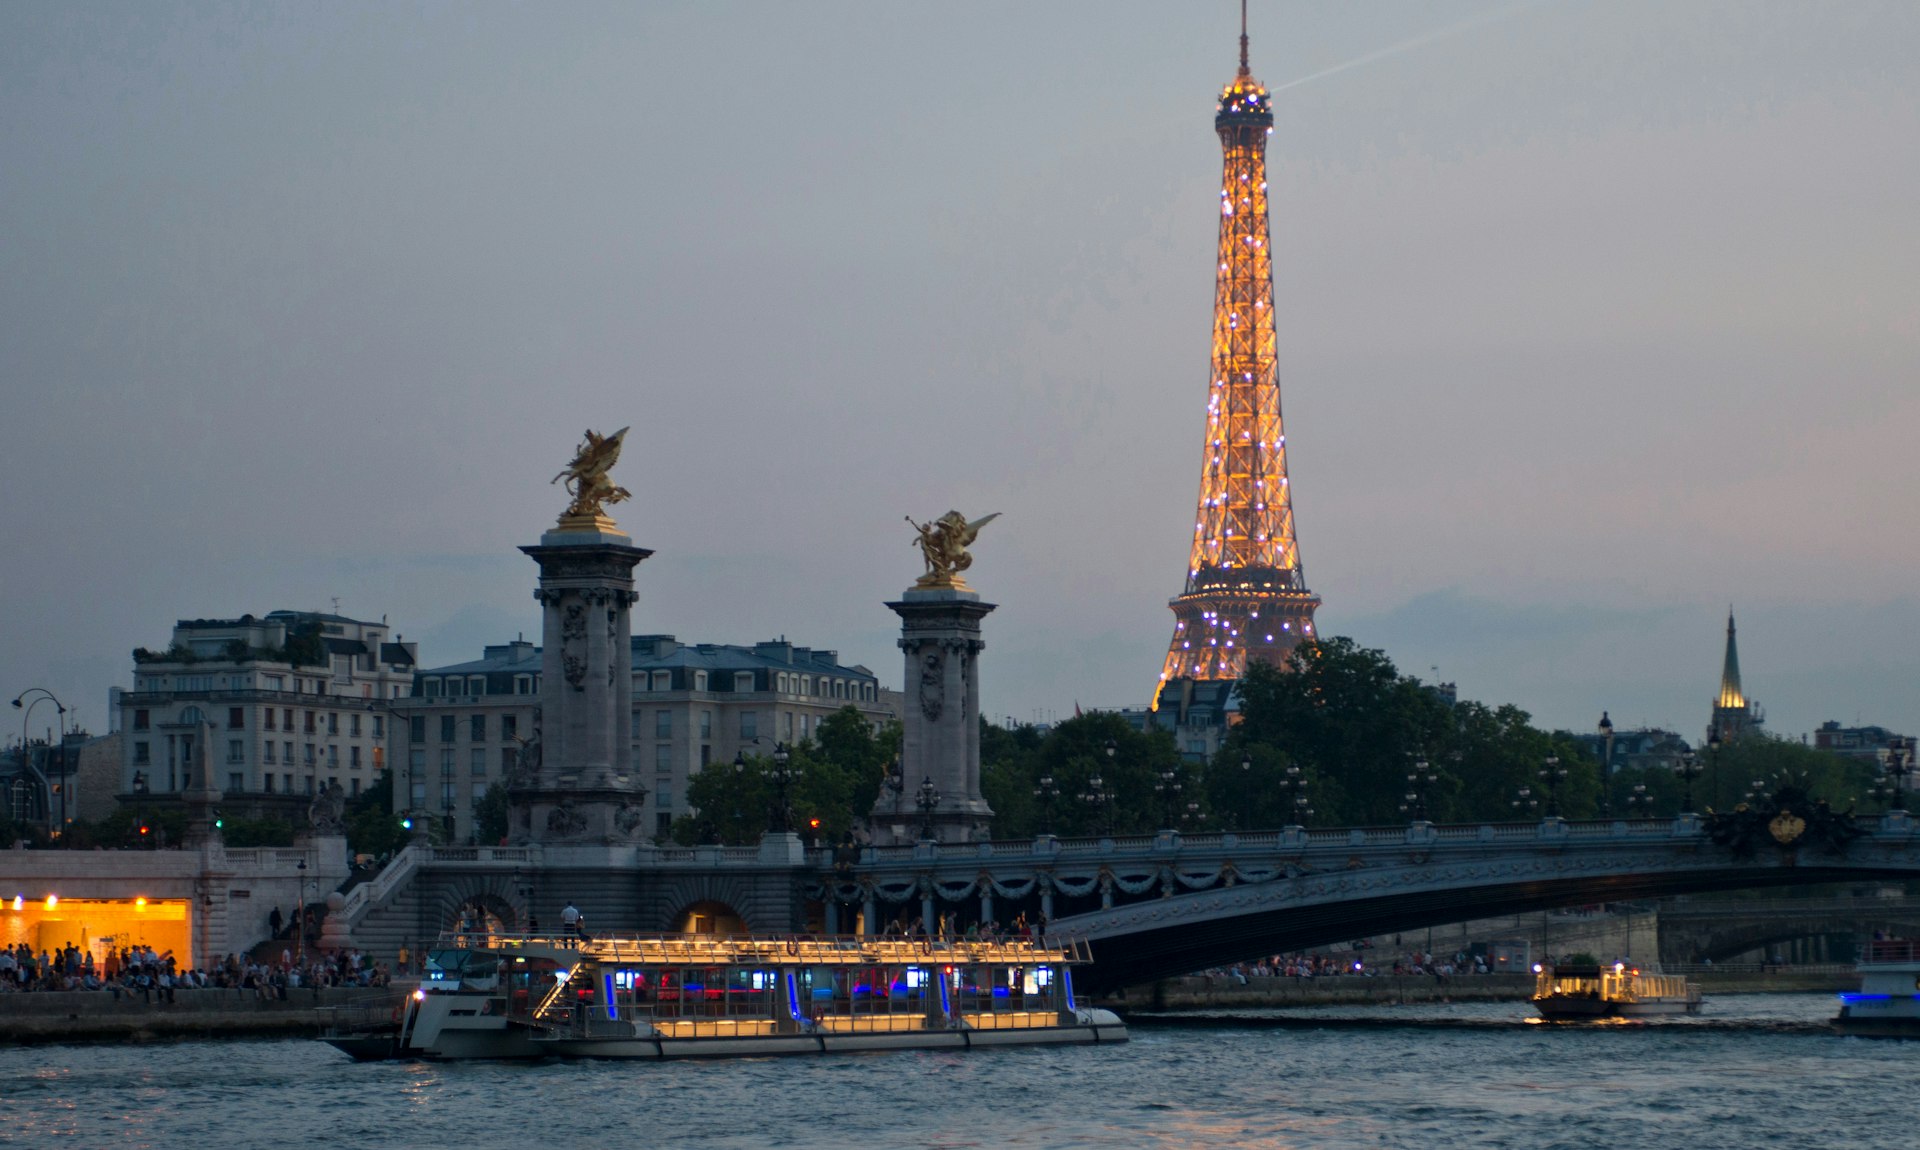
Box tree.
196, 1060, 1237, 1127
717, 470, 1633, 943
474, 783, 510, 844
345, 771, 409, 858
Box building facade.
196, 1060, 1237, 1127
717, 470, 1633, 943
1814, 721, 1913, 768
116, 611, 417, 820
393, 635, 897, 842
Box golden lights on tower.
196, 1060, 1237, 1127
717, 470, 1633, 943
1156, 9, 1319, 702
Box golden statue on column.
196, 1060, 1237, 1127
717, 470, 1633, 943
907, 510, 1000, 591
552, 427, 631, 532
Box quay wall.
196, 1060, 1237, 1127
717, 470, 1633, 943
1104, 969, 1854, 1011
0, 985, 402, 1044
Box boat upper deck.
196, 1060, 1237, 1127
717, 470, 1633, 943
434, 932, 1089, 968
1860, 940, 1920, 966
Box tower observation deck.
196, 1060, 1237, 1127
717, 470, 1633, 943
1156, 11, 1319, 702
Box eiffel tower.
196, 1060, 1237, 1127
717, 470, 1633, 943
1156, 4, 1319, 705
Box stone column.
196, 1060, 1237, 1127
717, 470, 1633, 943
871, 587, 995, 844
513, 527, 653, 845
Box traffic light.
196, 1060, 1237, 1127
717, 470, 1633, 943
213, 811, 225, 830
138, 822, 149, 837
400, 816, 413, 830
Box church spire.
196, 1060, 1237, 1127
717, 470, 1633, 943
1716, 609, 1744, 710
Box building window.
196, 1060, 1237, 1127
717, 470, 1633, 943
409, 715, 425, 743
264, 743, 276, 764
741, 712, 758, 740
471, 749, 486, 777
350, 714, 361, 737
440, 748, 455, 777
283, 741, 293, 765
372, 715, 384, 739
351, 778, 361, 796
264, 710, 276, 732
699, 711, 712, 739
440, 715, 455, 743
656, 812, 672, 837
441, 780, 456, 809
228, 740, 244, 763
782, 712, 793, 740
305, 776, 316, 795
283, 708, 293, 731
501, 714, 517, 741
327, 713, 339, 735
470, 715, 486, 742
228, 707, 245, 729
411, 778, 426, 806
651, 672, 670, 691
304, 711, 316, 734
472, 782, 488, 807
228, 772, 244, 791
734, 672, 754, 692
350, 746, 361, 768
777, 674, 788, 694
133, 741, 150, 764
134, 710, 150, 731
470, 677, 485, 696
304, 744, 316, 765
264, 675, 283, 691
655, 790, 672, 811
264, 773, 275, 792
327, 745, 339, 768
655, 711, 671, 738
655, 745, 672, 773
515, 675, 532, 695
700, 744, 711, 767
693, 671, 708, 692
502, 746, 517, 774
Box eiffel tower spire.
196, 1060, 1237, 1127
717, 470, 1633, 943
1156, 9, 1319, 703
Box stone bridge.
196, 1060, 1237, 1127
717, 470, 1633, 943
1656, 896, 1920, 964
345, 813, 1920, 993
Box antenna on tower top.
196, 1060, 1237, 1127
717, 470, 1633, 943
1239, 0, 1250, 75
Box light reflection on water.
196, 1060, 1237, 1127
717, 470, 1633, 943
1, 994, 1914, 1150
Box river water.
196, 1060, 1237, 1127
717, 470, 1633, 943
2, 994, 1912, 1149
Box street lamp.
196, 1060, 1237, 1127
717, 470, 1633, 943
1401, 757, 1439, 823
765, 742, 795, 834
1598, 711, 1615, 776
12, 689, 68, 842
132, 770, 152, 845
1278, 764, 1312, 828
1154, 763, 1182, 831
367, 701, 424, 839
1538, 756, 1568, 818
1705, 729, 1723, 811
915, 775, 941, 841
1511, 785, 1538, 818
1183, 798, 1205, 829
1080, 771, 1113, 837
1032, 771, 1059, 835
1677, 751, 1703, 814
1623, 783, 1651, 816
1883, 737, 1914, 813
295, 858, 310, 964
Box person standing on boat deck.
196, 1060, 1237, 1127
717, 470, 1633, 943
562, 901, 582, 945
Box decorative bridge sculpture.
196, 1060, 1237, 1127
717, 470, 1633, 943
811, 804, 1920, 994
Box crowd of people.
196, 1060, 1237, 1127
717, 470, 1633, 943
1202, 948, 1507, 983
0, 939, 392, 999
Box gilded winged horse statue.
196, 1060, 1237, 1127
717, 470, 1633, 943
907, 510, 1000, 590
553, 427, 632, 529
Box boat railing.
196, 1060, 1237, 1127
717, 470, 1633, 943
1861, 940, 1920, 964
434, 930, 1089, 967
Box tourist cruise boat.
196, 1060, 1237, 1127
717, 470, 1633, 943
324, 932, 1127, 1060
1530, 960, 1703, 1020
1833, 939, 1920, 1038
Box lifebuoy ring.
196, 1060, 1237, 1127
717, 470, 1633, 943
391, 1003, 405, 1024
919, 935, 933, 956
785, 938, 799, 956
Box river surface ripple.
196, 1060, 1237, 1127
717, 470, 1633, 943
1, 994, 1913, 1149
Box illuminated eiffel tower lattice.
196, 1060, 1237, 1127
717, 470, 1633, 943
1156, 6, 1320, 704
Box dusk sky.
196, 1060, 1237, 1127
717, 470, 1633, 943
4, 1, 1916, 745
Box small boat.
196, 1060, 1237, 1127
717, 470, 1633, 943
1531, 960, 1702, 1020
1834, 939, 1920, 1038
323, 932, 1126, 1061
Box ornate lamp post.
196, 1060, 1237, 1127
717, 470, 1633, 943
1080, 771, 1113, 837
1280, 764, 1312, 828
1032, 771, 1059, 835
295, 857, 310, 965
12, 689, 67, 842
1623, 782, 1651, 816
1598, 711, 1615, 776
914, 775, 941, 841
1401, 757, 1439, 823
1884, 737, 1914, 813
768, 742, 795, 834
1511, 785, 1538, 819
1705, 729, 1723, 811
1538, 755, 1568, 818
1183, 798, 1205, 829
1677, 750, 1703, 815
1154, 763, 1183, 831
132, 769, 151, 846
